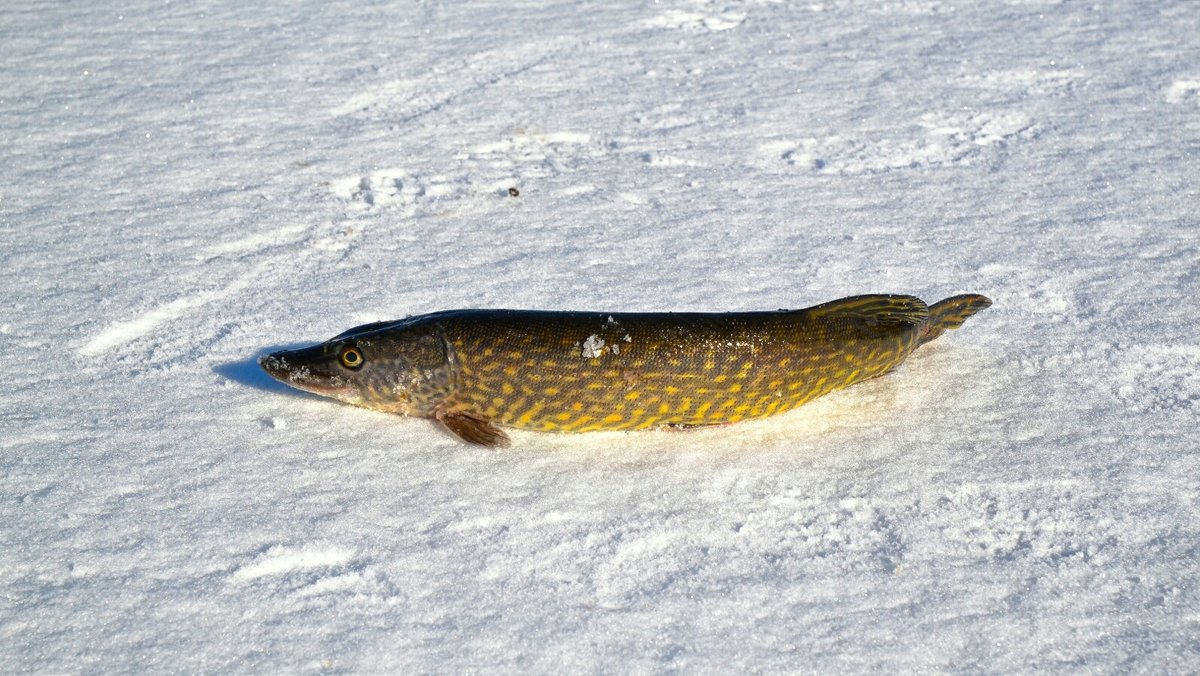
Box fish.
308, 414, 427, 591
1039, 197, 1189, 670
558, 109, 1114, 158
259, 293, 991, 448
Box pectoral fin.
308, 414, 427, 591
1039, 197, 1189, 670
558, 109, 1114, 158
436, 408, 511, 448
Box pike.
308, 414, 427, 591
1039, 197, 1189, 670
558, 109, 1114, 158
259, 294, 991, 447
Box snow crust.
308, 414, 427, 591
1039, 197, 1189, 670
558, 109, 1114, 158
2, 0, 1198, 672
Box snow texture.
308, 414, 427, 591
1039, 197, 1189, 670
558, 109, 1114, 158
2, 0, 1198, 672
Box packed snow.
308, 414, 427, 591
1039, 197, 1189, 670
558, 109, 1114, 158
2, 0, 1198, 672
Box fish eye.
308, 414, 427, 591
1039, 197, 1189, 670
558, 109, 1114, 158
339, 345, 364, 369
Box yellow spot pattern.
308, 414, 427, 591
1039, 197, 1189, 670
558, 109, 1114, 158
437, 295, 943, 434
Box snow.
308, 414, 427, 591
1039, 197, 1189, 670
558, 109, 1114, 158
2, 0, 1198, 672
582, 334, 607, 359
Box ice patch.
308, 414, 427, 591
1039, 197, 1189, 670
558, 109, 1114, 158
199, 224, 308, 259
1164, 78, 1200, 104
641, 151, 703, 167
534, 131, 592, 145
558, 184, 596, 196
447, 514, 505, 532
332, 78, 422, 117
294, 571, 364, 597
465, 132, 602, 170
330, 39, 574, 121
78, 281, 252, 356
581, 334, 606, 359
644, 9, 746, 32
231, 545, 357, 582
968, 67, 1078, 95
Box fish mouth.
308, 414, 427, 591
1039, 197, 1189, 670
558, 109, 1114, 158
258, 353, 347, 395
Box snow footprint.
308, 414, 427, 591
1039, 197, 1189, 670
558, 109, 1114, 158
331, 169, 467, 211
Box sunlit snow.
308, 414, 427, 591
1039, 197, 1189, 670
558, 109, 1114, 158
2, 0, 1198, 672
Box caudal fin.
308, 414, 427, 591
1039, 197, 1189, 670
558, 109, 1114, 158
918, 294, 992, 346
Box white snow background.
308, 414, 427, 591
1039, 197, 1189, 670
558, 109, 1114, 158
2, 0, 1198, 672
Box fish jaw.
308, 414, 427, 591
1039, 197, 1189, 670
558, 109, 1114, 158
258, 351, 360, 402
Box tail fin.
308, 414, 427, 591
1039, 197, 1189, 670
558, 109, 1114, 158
918, 294, 992, 346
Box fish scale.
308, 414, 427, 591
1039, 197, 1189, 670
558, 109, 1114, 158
259, 293, 991, 447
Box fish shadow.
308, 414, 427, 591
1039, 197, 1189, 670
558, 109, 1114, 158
214, 344, 322, 400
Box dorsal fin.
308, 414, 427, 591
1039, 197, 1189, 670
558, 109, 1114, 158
805, 294, 929, 327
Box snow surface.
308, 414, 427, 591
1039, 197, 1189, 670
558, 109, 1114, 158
3, 0, 1199, 672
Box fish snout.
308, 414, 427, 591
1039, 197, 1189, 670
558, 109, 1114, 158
258, 352, 291, 381
257, 348, 352, 397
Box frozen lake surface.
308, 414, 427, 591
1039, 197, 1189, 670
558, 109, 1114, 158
2, 1, 1198, 671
